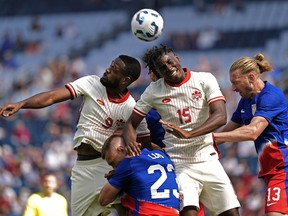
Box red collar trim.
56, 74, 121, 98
108, 90, 130, 103
165, 68, 191, 87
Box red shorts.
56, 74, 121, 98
263, 172, 288, 214
198, 202, 205, 216
121, 195, 179, 216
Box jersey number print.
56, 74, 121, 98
177, 108, 192, 124
148, 164, 178, 199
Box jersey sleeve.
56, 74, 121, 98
136, 117, 150, 138
231, 100, 244, 124
254, 91, 285, 123
201, 72, 225, 104
134, 84, 155, 117
109, 159, 132, 190
23, 194, 38, 216
65, 75, 99, 100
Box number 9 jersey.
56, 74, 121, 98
108, 148, 179, 216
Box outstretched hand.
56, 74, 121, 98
0, 103, 22, 118
160, 119, 191, 139
125, 141, 141, 156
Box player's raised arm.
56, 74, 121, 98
0, 87, 71, 118
123, 112, 144, 156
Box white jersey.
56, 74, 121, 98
134, 69, 225, 163
65, 75, 150, 152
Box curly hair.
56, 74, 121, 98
142, 44, 174, 79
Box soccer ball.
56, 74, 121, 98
131, 8, 164, 42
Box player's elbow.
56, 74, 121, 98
98, 197, 110, 207
246, 126, 260, 141
248, 132, 259, 141
216, 113, 227, 128
219, 116, 227, 127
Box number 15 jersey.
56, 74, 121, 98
134, 69, 225, 163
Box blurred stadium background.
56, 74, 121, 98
0, 0, 288, 215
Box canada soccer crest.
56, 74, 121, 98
192, 89, 202, 101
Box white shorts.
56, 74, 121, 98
176, 160, 240, 215
71, 158, 123, 216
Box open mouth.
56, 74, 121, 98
171, 70, 177, 76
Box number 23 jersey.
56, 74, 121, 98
109, 149, 179, 214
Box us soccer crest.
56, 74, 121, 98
252, 104, 256, 115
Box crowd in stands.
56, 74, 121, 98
0, 1, 288, 216
1, 48, 286, 216
165, 27, 282, 51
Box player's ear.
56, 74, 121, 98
248, 71, 256, 82
117, 145, 125, 153
121, 76, 131, 85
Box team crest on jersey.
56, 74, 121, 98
162, 98, 171, 103
192, 89, 202, 101
97, 99, 105, 106
116, 119, 125, 128
252, 104, 256, 115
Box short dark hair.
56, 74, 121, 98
101, 134, 125, 159
119, 55, 141, 84
142, 44, 174, 78
39, 170, 57, 179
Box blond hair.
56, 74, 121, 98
230, 53, 273, 76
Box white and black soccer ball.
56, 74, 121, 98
131, 8, 164, 42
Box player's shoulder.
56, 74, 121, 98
258, 82, 286, 108
149, 78, 165, 89
191, 71, 215, 79
28, 192, 44, 201
125, 93, 137, 105
188, 71, 218, 89
72, 74, 100, 84
53, 192, 68, 202
264, 81, 284, 95
142, 148, 169, 159
84, 74, 101, 82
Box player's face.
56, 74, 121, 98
100, 57, 126, 88
41, 175, 58, 196
155, 52, 185, 84
105, 138, 126, 169
230, 69, 254, 99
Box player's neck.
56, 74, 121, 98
106, 88, 128, 99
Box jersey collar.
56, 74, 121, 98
165, 68, 191, 87
108, 90, 130, 103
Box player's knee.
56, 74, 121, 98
180, 205, 198, 216
219, 207, 240, 216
